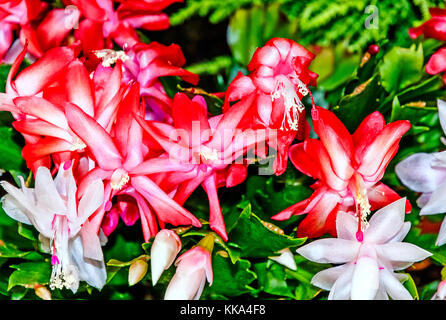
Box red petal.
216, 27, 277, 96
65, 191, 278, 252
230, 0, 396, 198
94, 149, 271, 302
65, 60, 95, 116
312, 106, 354, 180
426, 47, 446, 75
65, 102, 123, 170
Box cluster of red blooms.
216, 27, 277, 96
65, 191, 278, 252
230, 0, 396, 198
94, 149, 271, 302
409, 7, 446, 84
0, 0, 414, 247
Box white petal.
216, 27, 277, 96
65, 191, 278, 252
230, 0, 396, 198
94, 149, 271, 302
0, 194, 31, 224
164, 269, 205, 300
416, 192, 432, 207
151, 229, 182, 286
269, 248, 297, 271
364, 198, 406, 244
380, 268, 412, 300
395, 153, 446, 193
70, 236, 106, 290
388, 222, 411, 243
34, 167, 66, 213
77, 179, 104, 223
311, 265, 348, 291
351, 256, 380, 300
377, 242, 431, 265
297, 238, 360, 264
420, 181, 446, 215
80, 221, 104, 261
374, 288, 389, 300
336, 211, 357, 241
438, 99, 446, 135
436, 217, 446, 246
328, 263, 355, 300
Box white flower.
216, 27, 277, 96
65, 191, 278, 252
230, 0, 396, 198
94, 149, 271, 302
396, 99, 446, 246
297, 198, 431, 300
1, 163, 106, 292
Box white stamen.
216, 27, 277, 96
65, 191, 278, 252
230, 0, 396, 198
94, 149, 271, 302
110, 169, 130, 190
93, 49, 129, 67
70, 137, 86, 151
271, 78, 307, 132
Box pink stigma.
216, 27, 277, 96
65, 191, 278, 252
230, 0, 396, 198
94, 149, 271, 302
51, 255, 60, 265
105, 201, 112, 212
63, 160, 73, 170
356, 230, 364, 242
311, 108, 319, 120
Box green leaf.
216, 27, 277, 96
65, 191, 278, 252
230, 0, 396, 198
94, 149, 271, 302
8, 262, 51, 290
227, 203, 306, 258
0, 242, 42, 261
254, 261, 295, 298
205, 253, 256, 298
17, 223, 37, 242
379, 44, 424, 93
0, 127, 24, 171
332, 75, 382, 131
402, 273, 419, 300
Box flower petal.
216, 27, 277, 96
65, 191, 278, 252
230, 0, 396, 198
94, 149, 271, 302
364, 198, 406, 244
297, 238, 360, 264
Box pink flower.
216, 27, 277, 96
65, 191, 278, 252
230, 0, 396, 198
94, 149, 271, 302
122, 41, 199, 122
136, 93, 269, 241
0, 0, 47, 61
223, 38, 318, 175
67, 0, 182, 53
164, 246, 213, 300
65, 83, 201, 242
273, 107, 411, 239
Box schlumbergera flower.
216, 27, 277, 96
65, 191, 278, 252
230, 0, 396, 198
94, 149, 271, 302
164, 233, 214, 300
409, 8, 446, 84
396, 99, 446, 246
136, 92, 270, 241
297, 199, 431, 300
0, 162, 106, 292
0, 0, 47, 61
63, 83, 202, 243
65, 0, 182, 53
0, 44, 128, 173
122, 41, 199, 122
223, 37, 318, 175
273, 107, 412, 239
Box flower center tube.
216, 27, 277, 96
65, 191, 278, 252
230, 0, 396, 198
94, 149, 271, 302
110, 168, 130, 190
271, 75, 307, 132
354, 174, 371, 241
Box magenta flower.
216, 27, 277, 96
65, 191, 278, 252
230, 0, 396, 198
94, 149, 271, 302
136, 92, 269, 241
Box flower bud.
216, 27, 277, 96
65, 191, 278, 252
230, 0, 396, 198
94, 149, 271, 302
269, 248, 297, 271
34, 284, 51, 300
151, 229, 182, 286
128, 259, 148, 286
164, 234, 214, 300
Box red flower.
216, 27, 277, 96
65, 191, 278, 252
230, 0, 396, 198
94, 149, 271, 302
223, 38, 318, 175
65, 83, 201, 242
66, 0, 181, 53
0, 0, 47, 61
122, 41, 199, 122
136, 92, 269, 241
272, 107, 412, 239
409, 8, 446, 84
